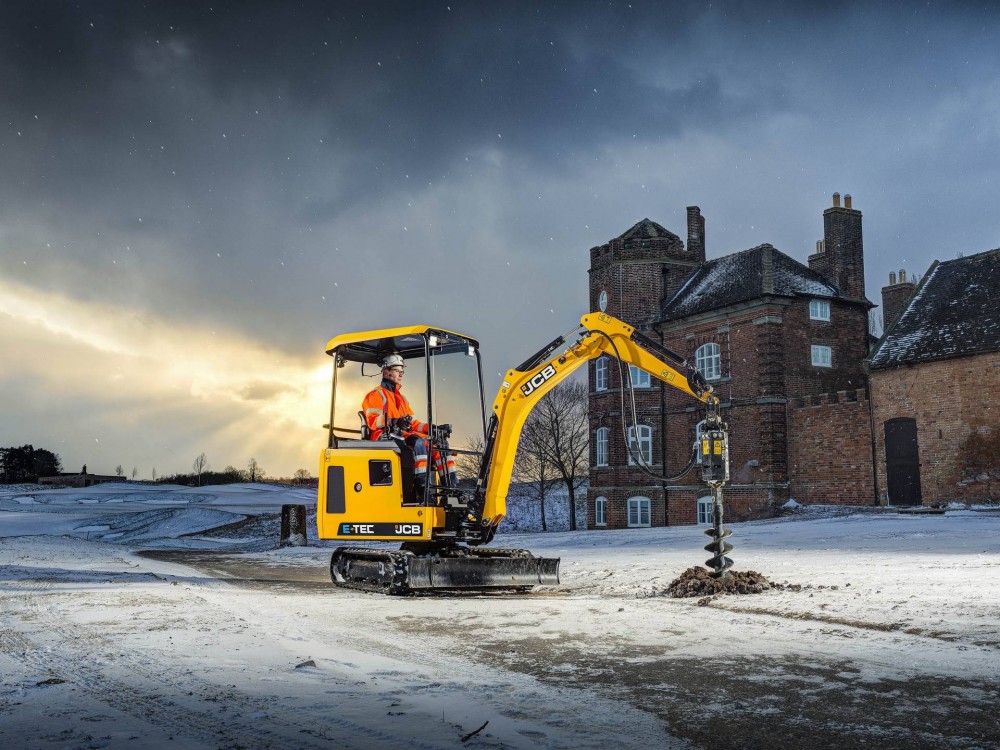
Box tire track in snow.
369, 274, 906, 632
2, 576, 460, 750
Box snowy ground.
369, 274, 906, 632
1, 483, 998, 749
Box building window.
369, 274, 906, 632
809, 299, 831, 321
627, 497, 651, 527
697, 496, 713, 525
811, 344, 833, 367
627, 425, 653, 466
595, 356, 608, 391
695, 343, 721, 381
595, 427, 609, 467
628, 365, 651, 388
594, 496, 607, 526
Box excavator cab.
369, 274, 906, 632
318, 325, 486, 544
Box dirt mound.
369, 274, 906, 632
664, 567, 781, 599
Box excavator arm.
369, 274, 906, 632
464, 310, 733, 576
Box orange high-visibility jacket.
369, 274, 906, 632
362, 383, 429, 441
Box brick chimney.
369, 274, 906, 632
686, 206, 705, 262
880, 268, 917, 331
809, 192, 866, 301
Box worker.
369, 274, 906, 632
362, 353, 457, 494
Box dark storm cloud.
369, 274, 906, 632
0, 1, 793, 218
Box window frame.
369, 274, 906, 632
594, 496, 607, 526
595, 356, 608, 392
811, 344, 833, 368
695, 342, 722, 381
696, 496, 713, 525
626, 424, 653, 466
627, 496, 651, 527
595, 427, 609, 467
809, 298, 831, 322
628, 364, 651, 388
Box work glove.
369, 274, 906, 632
391, 415, 413, 432
433, 423, 453, 440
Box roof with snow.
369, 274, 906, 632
868, 248, 1000, 371
657, 243, 840, 321
617, 218, 681, 244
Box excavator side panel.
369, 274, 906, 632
317, 446, 442, 542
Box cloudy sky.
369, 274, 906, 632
2, 1, 998, 479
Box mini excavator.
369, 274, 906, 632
317, 312, 731, 594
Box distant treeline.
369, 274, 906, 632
0, 445, 62, 483
156, 466, 257, 486
155, 466, 315, 487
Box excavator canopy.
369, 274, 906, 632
325, 325, 479, 362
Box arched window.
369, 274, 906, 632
595, 427, 609, 467
696, 496, 713, 525
594, 496, 607, 526
627, 425, 653, 466
695, 342, 721, 381
628, 365, 651, 388
627, 496, 651, 527
594, 356, 608, 391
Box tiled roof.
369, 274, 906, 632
617, 218, 680, 243
658, 243, 840, 321
868, 248, 1000, 370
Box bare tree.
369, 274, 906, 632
115, 464, 124, 477
454, 436, 486, 484
131, 467, 138, 480
522, 380, 589, 530
247, 457, 264, 483
193, 453, 210, 486
293, 468, 312, 485
514, 418, 560, 531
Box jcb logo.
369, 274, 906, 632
521, 364, 557, 396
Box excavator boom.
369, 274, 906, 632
473, 312, 717, 526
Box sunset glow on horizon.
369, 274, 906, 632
1, 278, 331, 478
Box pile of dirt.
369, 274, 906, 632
664, 567, 781, 599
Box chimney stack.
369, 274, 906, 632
808, 191, 865, 301
881, 268, 917, 332
686, 206, 706, 262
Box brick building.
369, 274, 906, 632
867, 249, 1000, 505
587, 194, 876, 528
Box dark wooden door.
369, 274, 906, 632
885, 418, 922, 505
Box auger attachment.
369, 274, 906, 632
699, 398, 733, 577
703, 486, 733, 577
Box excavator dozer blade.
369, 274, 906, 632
406, 554, 560, 591
330, 547, 559, 594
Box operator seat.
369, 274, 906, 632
359, 411, 418, 503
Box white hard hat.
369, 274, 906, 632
382, 353, 405, 369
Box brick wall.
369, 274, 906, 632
870, 352, 1000, 505
787, 389, 876, 505
780, 300, 870, 396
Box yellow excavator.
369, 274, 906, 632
317, 312, 731, 594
